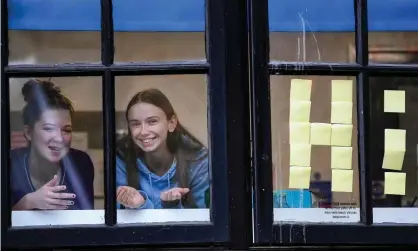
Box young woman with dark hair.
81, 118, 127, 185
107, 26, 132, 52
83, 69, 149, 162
11, 79, 94, 210
116, 88, 210, 209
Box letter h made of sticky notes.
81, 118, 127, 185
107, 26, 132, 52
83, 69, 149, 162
290, 79, 312, 101
331, 169, 353, 192
290, 144, 311, 167
331, 102, 353, 124
331, 146, 352, 169
289, 166, 311, 189
332, 80, 353, 102
289, 122, 310, 144
289, 100, 311, 122
331, 124, 353, 147
310, 123, 331, 145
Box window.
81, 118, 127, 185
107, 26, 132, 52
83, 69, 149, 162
3, 0, 418, 249
2, 0, 251, 249
251, 0, 418, 245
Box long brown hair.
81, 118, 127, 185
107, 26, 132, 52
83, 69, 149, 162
116, 88, 207, 207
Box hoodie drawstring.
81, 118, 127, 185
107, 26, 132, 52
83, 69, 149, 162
148, 173, 153, 202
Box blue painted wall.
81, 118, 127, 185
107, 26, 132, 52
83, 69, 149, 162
7, 0, 418, 32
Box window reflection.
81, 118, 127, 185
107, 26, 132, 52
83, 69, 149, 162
10, 77, 104, 226
368, 0, 418, 64
115, 76, 210, 223
113, 1, 205, 62
9, 31, 101, 65
270, 76, 360, 223
8, 0, 101, 64
268, 0, 355, 63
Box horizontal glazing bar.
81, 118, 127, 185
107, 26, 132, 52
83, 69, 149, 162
111, 61, 209, 75
5, 61, 210, 77
5, 64, 106, 77
269, 62, 362, 76
367, 63, 418, 76
269, 62, 418, 76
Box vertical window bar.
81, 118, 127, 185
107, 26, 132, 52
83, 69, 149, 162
249, 0, 273, 244
223, 0, 252, 248
101, 0, 116, 225
103, 71, 116, 226
355, 0, 369, 66
1, 0, 11, 231
354, 0, 373, 225
101, 0, 115, 66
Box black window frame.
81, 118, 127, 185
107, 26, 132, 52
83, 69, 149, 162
1, 0, 252, 249
250, 0, 418, 245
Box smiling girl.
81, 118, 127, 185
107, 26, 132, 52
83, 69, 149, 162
116, 88, 210, 209
11, 79, 94, 210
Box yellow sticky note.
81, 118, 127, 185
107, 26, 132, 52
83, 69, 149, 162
289, 100, 311, 122
290, 144, 311, 167
385, 129, 406, 151
331, 124, 353, 146
331, 169, 353, 192
332, 80, 353, 102
384, 90, 405, 113
310, 123, 331, 145
290, 79, 312, 101
289, 122, 311, 144
289, 166, 311, 189
384, 172, 406, 195
382, 150, 405, 171
331, 146, 353, 169
331, 102, 353, 124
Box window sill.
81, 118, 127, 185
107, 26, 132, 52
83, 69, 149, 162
273, 208, 418, 224
11, 208, 210, 227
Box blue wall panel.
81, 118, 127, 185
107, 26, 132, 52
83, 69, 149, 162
7, 0, 418, 32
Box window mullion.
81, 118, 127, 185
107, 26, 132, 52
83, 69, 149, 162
354, 0, 373, 225
102, 71, 117, 226
101, 0, 116, 226
101, 0, 115, 66
249, 0, 274, 244
1, 0, 11, 232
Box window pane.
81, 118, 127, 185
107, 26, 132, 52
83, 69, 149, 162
113, 0, 205, 62
8, 1, 101, 64
270, 76, 360, 223
114, 75, 210, 224
9, 77, 104, 226
370, 76, 418, 223
268, 0, 355, 63
368, 0, 418, 64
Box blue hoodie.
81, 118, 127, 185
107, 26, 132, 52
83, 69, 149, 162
116, 148, 209, 209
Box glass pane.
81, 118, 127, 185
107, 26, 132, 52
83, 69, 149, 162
268, 0, 355, 63
8, 0, 101, 64
368, 0, 418, 64
370, 76, 418, 223
9, 77, 104, 226
114, 75, 210, 224
113, 0, 205, 62
270, 76, 360, 223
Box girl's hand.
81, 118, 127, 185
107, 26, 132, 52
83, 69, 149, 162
24, 175, 75, 210
117, 186, 145, 208
160, 187, 190, 203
